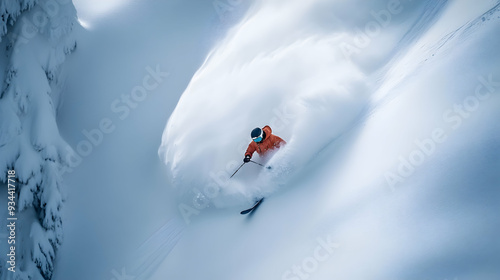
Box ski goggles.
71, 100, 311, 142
252, 130, 264, 142
253, 136, 263, 143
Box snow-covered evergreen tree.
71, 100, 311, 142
0, 0, 77, 279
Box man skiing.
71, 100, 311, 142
235, 125, 285, 215
244, 125, 286, 163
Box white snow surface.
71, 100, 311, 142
155, 0, 500, 279
51, 0, 500, 280
158, 11, 369, 206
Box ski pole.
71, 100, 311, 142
230, 162, 246, 178
249, 160, 264, 167
250, 160, 272, 169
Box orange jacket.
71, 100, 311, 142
245, 125, 286, 158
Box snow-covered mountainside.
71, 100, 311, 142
155, 0, 500, 279
53, 1, 233, 280
3, 0, 497, 279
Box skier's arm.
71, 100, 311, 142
245, 143, 256, 158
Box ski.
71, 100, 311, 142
240, 198, 264, 215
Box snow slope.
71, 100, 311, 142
155, 0, 500, 279
53, 1, 241, 279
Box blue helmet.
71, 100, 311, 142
251, 127, 263, 142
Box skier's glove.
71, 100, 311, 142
243, 155, 251, 163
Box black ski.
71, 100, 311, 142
240, 198, 264, 215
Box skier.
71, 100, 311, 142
243, 125, 286, 163
235, 126, 286, 215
